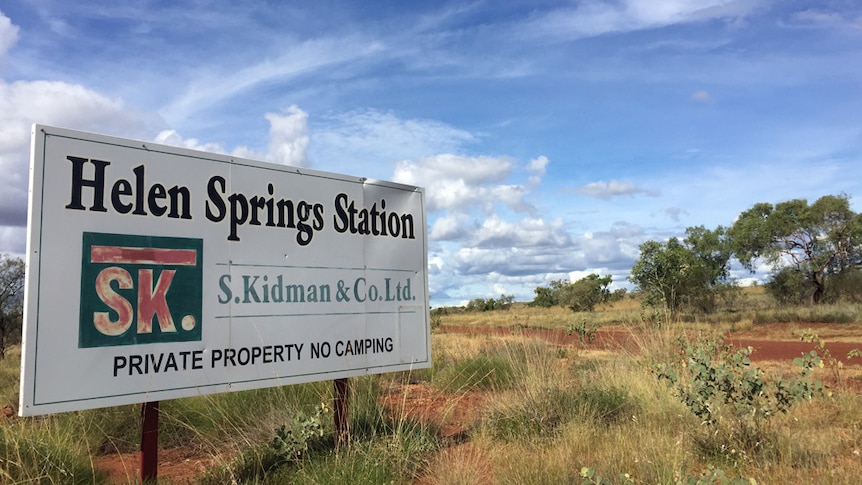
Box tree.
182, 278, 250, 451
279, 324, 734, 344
529, 276, 612, 312
559, 274, 612, 312
465, 294, 515, 312
528, 285, 558, 308
629, 226, 731, 315
729, 194, 862, 304
528, 279, 569, 308
0, 254, 25, 359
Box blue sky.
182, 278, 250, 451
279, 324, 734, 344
1, 1, 861, 306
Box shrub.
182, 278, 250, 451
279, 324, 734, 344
655, 336, 824, 461
765, 268, 810, 305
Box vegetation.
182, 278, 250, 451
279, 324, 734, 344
729, 194, 862, 304
3, 293, 862, 483
464, 294, 515, 312
629, 226, 732, 316
529, 274, 617, 311
0, 254, 25, 359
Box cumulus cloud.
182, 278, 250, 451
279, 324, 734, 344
574, 179, 659, 199
469, 215, 572, 249
451, 245, 582, 277
0, 79, 155, 225
265, 105, 309, 167
429, 213, 472, 241
155, 105, 310, 167
393, 154, 539, 213
154, 130, 228, 153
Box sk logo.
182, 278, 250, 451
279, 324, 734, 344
79, 233, 203, 348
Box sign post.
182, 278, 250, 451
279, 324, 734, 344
334, 378, 349, 448
140, 401, 159, 483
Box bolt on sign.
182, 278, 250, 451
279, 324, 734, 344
20, 125, 431, 416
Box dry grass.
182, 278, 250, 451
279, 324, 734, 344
420, 307, 862, 485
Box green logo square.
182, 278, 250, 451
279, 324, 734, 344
79, 232, 203, 348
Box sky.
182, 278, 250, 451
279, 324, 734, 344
0, 1, 861, 306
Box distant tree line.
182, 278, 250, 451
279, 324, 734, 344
465, 294, 515, 312
524, 194, 862, 316
627, 194, 862, 315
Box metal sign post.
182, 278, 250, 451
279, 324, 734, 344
140, 401, 159, 483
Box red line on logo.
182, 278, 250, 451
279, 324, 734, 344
91, 246, 197, 266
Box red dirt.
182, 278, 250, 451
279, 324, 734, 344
439, 323, 862, 367
93, 446, 213, 484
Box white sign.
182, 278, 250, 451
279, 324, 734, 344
20, 124, 431, 416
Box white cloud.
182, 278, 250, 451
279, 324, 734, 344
265, 105, 309, 167
394, 154, 535, 213
0, 10, 19, 57
154, 130, 228, 154
470, 215, 572, 249
429, 213, 472, 241
160, 37, 386, 123
0, 80, 158, 233
155, 106, 310, 167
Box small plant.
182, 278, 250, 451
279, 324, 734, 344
270, 403, 329, 461
797, 328, 856, 387
566, 319, 598, 345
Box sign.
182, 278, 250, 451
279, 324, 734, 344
20, 124, 431, 416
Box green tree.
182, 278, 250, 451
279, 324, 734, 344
729, 194, 862, 304
0, 254, 25, 359
560, 274, 612, 312
629, 226, 731, 315
465, 294, 515, 312
528, 279, 569, 308
528, 285, 559, 307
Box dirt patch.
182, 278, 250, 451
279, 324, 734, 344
439, 323, 862, 366
93, 446, 216, 484
380, 382, 487, 441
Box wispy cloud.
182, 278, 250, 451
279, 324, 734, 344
573, 180, 659, 199
160, 37, 387, 123
517, 0, 761, 41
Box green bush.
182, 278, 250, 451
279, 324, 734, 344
765, 267, 810, 305
655, 337, 824, 462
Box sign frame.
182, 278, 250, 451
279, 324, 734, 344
20, 124, 431, 416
